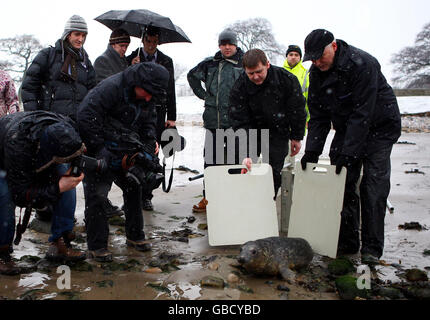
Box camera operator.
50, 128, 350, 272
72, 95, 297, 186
0, 111, 86, 275
77, 63, 169, 262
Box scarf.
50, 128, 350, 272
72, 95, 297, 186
60, 41, 84, 82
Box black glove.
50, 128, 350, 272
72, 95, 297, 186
300, 151, 319, 170
97, 147, 121, 170
127, 165, 146, 185
335, 154, 356, 174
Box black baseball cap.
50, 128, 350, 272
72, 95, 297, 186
303, 29, 334, 61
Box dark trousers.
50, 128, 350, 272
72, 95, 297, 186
332, 143, 394, 258
142, 107, 166, 202
83, 170, 146, 251
268, 139, 289, 197
202, 128, 235, 197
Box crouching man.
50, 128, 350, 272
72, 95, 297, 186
77, 63, 169, 262
0, 111, 86, 275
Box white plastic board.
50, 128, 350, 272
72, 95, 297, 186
205, 164, 279, 246
287, 162, 346, 258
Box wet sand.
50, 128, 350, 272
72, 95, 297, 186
1, 130, 429, 300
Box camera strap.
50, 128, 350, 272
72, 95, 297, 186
161, 153, 175, 193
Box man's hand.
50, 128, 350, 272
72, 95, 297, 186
165, 120, 176, 128
335, 155, 356, 174
59, 168, 84, 193
300, 151, 319, 170
132, 56, 140, 65
241, 158, 252, 174
290, 140, 302, 157
155, 142, 159, 155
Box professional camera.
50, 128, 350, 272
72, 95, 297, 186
70, 155, 108, 177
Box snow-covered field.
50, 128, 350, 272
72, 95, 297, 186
176, 95, 430, 123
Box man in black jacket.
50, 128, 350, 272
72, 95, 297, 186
0, 111, 86, 275
230, 49, 307, 197
21, 15, 96, 224
93, 28, 131, 219
77, 63, 169, 262
21, 15, 96, 122
300, 29, 401, 264
127, 26, 176, 211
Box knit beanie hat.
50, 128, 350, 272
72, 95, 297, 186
218, 29, 237, 46
109, 28, 131, 45
286, 45, 302, 58
62, 15, 88, 41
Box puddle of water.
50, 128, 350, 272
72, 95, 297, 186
41, 292, 58, 300
168, 282, 202, 300
18, 272, 51, 289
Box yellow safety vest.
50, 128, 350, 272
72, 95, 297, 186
283, 60, 310, 124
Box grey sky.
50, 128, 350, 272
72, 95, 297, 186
2, 0, 429, 83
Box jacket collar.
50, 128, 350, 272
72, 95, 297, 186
214, 47, 243, 65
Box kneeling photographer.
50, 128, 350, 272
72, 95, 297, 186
0, 111, 86, 275
77, 63, 169, 262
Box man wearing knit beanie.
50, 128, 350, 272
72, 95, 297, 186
94, 29, 130, 83
283, 45, 310, 127
20, 14, 95, 225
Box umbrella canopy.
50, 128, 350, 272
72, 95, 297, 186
95, 9, 191, 44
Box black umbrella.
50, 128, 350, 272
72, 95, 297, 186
94, 9, 191, 44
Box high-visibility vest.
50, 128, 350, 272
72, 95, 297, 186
283, 60, 310, 124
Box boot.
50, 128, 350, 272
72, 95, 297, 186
45, 236, 86, 262
126, 239, 152, 252
0, 246, 21, 276
142, 199, 154, 211
88, 248, 113, 263
192, 197, 208, 213
105, 199, 124, 218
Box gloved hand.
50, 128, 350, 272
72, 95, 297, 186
127, 165, 146, 185
97, 148, 121, 170
335, 154, 356, 174
300, 151, 319, 170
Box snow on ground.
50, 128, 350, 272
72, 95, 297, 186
397, 96, 430, 114
175, 95, 430, 121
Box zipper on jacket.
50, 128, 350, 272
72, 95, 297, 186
216, 62, 225, 129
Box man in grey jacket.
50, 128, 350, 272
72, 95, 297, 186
187, 29, 244, 213
94, 29, 130, 83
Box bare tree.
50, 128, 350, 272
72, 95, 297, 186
391, 22, 430, 88
225, 18, 286, 64
0, 34, 43, 83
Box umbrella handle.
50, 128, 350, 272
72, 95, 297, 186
137, 27, 147, 59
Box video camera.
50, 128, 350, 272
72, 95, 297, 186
70, 155, 108, 177
124, 149, 164, 193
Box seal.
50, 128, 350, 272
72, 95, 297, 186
237, 237, 314, 280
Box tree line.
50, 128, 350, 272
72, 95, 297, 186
1, 18, 429, 89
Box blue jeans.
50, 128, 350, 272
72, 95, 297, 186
0, 175, 15, 247
49, 164, 76, 242
0, 164, 76, 245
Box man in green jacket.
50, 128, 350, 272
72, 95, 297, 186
283, 45, 310, 126
187, 29, 244, 213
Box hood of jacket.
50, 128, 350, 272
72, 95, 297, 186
122, 62, 169, 96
